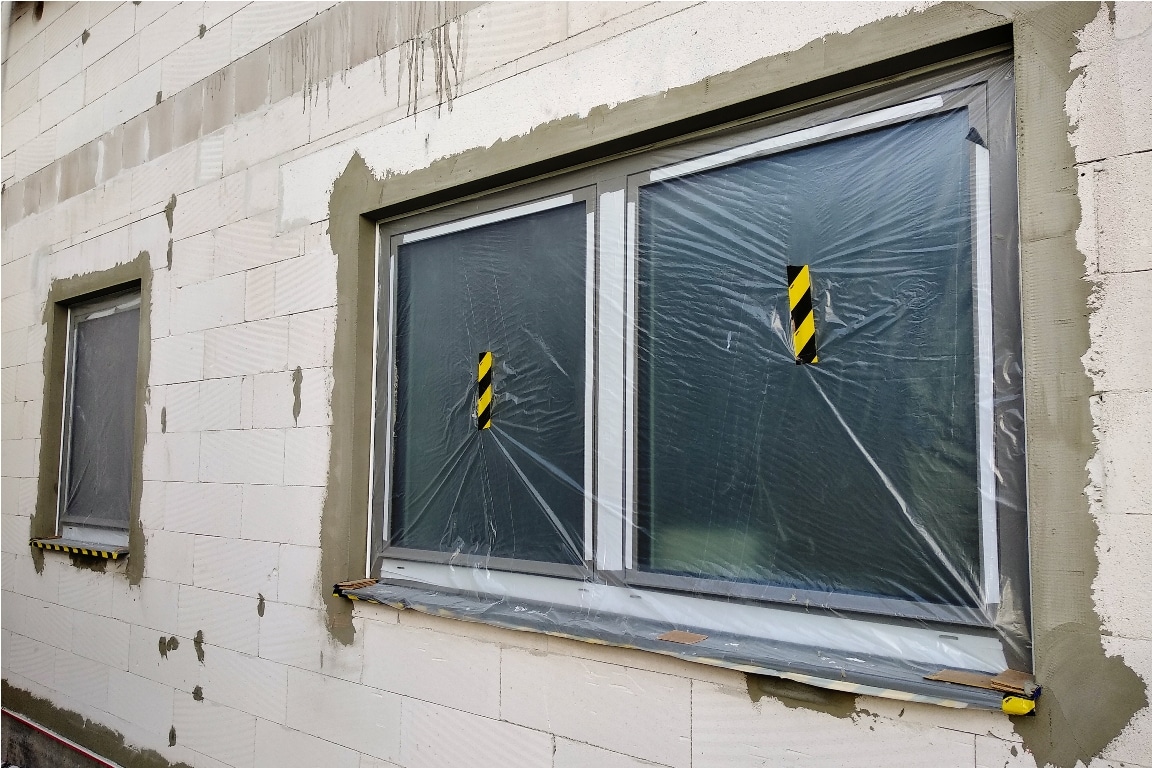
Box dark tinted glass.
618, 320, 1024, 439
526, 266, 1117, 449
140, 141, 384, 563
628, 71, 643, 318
391, 202, 587, 566
62, 305, 141, 529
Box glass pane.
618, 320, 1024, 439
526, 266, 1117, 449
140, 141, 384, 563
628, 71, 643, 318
62, 305, 141, 529
390, 202, 587, 566
637, 110, 981, 607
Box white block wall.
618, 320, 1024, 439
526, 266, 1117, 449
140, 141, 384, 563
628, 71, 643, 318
2, 3, 1150, 767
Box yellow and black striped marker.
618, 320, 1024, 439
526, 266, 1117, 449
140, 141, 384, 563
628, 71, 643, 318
31, 539, 127, 559
477, 351, 493, 430
787, 265, 818, 365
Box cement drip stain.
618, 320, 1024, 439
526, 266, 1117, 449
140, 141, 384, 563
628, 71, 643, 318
291, 368, 303, 425
746, 674, 860, 720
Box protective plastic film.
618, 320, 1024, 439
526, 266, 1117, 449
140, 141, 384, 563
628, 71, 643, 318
370, 56, 1030, 705
60, 297, 141, 530
389, 201, 588, 569
636, 110, 979, 610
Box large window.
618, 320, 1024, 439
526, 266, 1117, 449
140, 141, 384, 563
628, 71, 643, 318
369, 55, 1026, 681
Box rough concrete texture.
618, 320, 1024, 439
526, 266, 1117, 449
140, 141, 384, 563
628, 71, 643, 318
2, 3, 1151, 768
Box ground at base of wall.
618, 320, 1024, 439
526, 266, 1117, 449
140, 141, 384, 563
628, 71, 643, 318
2, 716, 105, 768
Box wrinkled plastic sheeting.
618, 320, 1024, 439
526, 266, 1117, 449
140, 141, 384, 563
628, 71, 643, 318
61, 303, 140, 530
392, 203, 588, 565
376, 58, 1027, 695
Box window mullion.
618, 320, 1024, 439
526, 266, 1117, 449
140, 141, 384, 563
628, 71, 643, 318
594, 183, 629, 574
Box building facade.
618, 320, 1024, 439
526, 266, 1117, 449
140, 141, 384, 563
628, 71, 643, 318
2, 2, 1150, 767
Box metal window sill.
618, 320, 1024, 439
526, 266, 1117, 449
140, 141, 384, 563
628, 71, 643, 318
334, 577, 1036, 713
31, 536, 129, 560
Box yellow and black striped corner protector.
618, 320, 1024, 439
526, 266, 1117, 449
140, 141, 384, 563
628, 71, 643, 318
477, 351, 493, 430
787, 264, 818, 365
30, 538, 127, 560
1001, 695, 1037, 716
332, 578, 379, 600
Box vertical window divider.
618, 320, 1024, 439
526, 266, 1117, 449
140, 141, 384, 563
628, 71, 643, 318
595, 185, 627, 574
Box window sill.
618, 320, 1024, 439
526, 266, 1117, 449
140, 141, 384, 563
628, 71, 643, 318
30, 536, 129, 560
334, 575, 1034, 712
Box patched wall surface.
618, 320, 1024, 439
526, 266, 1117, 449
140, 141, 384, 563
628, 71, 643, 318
2, 3, 1149, 768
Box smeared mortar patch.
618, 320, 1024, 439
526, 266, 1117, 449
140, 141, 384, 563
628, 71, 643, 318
324, 152, 380, 647
81, 29, 89, 44
68, 551, 108, 572
168, 726, 176, 747
164, 195, 176, 232
747, 674, 860, 719
291, 367, 303, 425
257, 594, 265, 617
193, 630, 205, 663
2, 681, 194, 768
1017, 624, 1147, 767
160, 406, 167, 433
192, 686, 203, 702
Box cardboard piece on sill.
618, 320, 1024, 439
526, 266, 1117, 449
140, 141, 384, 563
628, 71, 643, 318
989, 669, 1038, 696
658, 630, 708, 645
925, 669, 1000, 690
334, 579, 378, 597
925, 668, 1037, 697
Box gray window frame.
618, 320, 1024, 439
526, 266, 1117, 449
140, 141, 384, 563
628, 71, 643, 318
368, 53, 1025, 632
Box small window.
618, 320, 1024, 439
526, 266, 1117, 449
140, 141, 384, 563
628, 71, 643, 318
56, 290, 142, 544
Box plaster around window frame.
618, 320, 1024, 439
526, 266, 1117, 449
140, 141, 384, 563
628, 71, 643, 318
325, 5, 1145, 766
31, 254, 152, 583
